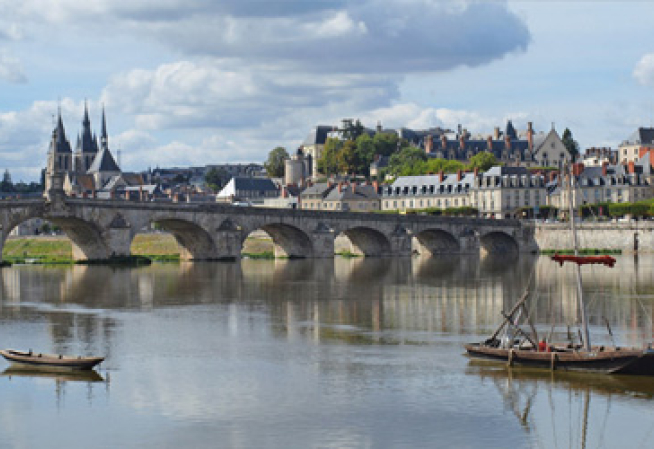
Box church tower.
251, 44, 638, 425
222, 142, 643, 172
74, 102, 99, 173
44, 109, 73, 200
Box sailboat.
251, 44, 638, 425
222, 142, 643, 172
465, 164, 654, 376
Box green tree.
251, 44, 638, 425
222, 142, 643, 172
354, 133, 376, 176
317, 137, 343, 176
373, 132, 401, 156
388, 147, 428, 175
204, 167, 225, 192
264, 146, 289, 178
337, 140, 362, 174
562, 128, 580, 162
340, 119, 365, 141
467, 151, 499, 171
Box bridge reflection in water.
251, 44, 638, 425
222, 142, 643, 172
0, 255, 653, 447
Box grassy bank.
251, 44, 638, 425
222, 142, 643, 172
2, 233, 277, 264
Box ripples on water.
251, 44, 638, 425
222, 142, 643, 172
1, 255, 654, 448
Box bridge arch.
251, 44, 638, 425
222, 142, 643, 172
480, 231, 518, 256
255, 223, 313, 258
341, 226, 392, 257
152, 218, 218, 260
414, 229, 460, 255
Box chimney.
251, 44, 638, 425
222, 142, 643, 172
457, 170, 463, 181
425, 135, 433, 153
602, 161, 608, 176
438, 171, 445, 182
494, 127, 500, 140
572, 163, 584, 177
351, 181, 357, 193
459, 135, 466, 151
338, 182, 343, 193
505, 135, 512, 150
372, 180, 379, 192
473, 167, 479, 177
282, 187, 288, 198
527, 121, 534, 151
441, 135, 447, 150
487, 136, 493, 150
628, 161, 635, 174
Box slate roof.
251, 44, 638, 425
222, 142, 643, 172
303, 126, 335, 146
383, 173, 476, 197
324, 184, 379, 201
625, 127, 654, 145
231, 177, 278, 192
88, 147, 120, 173
483, 166, 529, 177
299, 182, 334, 198
50, 114, 72, 154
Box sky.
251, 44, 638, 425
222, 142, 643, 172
1, 0, 654, 182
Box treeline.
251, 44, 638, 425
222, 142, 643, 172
315, 118, 499, 178
580, 201, 654, 218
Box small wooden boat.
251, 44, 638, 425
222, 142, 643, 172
465, 342, 654, 375
0, 349, 104, 371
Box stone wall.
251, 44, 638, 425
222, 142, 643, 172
535, 222, 654, 253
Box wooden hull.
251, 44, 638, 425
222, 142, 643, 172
0, 349, 104, 372
465, 343, 654, 375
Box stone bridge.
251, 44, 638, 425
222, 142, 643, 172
0, 197, 538, 262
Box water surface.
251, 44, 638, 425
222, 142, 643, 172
1, 255, 653, 448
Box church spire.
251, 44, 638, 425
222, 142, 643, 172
100, 105, 108, 150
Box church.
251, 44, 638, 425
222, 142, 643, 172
45, 104, 145, 198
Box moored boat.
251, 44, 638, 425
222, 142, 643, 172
0, 349, 104, 371
465, 164, 654, 376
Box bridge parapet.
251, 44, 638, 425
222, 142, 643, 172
0, 198, 535, 262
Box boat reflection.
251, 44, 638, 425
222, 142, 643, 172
2, 367, 105, 383
466, 360, 654, 448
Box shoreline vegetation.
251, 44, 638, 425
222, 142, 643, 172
2, 233, 623, 266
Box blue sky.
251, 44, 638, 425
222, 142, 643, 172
1, 0, 654, 182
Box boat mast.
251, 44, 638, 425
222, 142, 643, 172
567, 164, 591, 351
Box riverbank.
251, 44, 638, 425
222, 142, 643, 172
2, 233, 277, 264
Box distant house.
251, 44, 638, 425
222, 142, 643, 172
216, 177, 279, 204
301, 125, 336, 178
322, 182, 380, 212
618, 127, 654, 164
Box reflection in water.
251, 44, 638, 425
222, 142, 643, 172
466, 361, 654, 448
2, 367, 105, 383
0, 256, 653, 448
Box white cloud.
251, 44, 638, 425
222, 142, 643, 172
634, 53, 654, 87
0, 49, 26, 83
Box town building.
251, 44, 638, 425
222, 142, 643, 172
302, 125, 335, 178
216, 176, 279, 204
548, 158, 654, 211
382, 171, 474, 212
321, 182, 380, 212
284, 148, 312, 186
618, 127, 654, 163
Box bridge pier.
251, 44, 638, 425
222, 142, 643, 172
213, 229, 243, 260
388, 227, 412, 257
311, 229, 335, 258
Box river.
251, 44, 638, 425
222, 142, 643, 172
1, 255, 653, 448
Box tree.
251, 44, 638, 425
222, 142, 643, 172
373, 132, 401, 156
337, 140, 362, 175
264, 146, 289, 178
468, 151, 499, 171
340, 119, 365, 141
562, 128, 580, 162
387, 147, 428, 175
317, 137, 342, 176
204, 167, 225, 192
